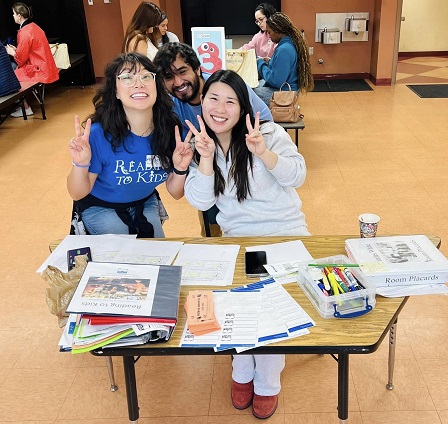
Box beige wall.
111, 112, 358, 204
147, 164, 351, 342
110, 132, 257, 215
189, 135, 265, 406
399, 0, 448, 52
283, 0, 375, 76
83, 0, 400, 84
370, 0, 399, 83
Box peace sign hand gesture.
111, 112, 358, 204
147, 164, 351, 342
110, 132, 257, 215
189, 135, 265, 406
69, 115, 92, 167
245, 112, 266, 157
172, 126, 194, 172
185, 116, 215, 161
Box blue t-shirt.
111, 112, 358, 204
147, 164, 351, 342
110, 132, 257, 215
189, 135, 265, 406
173, 72, 273, 138
88, 123, 168, 203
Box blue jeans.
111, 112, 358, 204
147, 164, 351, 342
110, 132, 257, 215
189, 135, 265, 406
82, 193, 165, 237
253, 80, 275, 107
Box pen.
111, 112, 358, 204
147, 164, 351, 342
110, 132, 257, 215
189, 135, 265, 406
308, 263, 360, 268
317, 282, 329, 296
334, 267, 352, 291
331, 267, 349, 293
324, 267, 341, 296
342, 267, 364, 290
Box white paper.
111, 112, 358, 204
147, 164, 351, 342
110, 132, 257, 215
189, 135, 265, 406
37, 235, 183, 273
173, 243, 240, 286
179, 291, 262, 348
377, 284, 448, 297
179, 280, 315, 352
246, 240, 313, 267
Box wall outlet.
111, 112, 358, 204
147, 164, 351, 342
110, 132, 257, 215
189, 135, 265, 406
88, 0, 93, 5
309, 47, 314, 55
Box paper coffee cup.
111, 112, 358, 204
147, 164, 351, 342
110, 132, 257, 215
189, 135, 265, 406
358, 213, 380, 238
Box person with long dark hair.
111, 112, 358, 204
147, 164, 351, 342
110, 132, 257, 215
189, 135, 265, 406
154, 11, 179, 48
122, 2, 162, 61
184, 69, 310, 418
254, 12, 314, 105
241, 3, 277, 59
67, 53, 192, 237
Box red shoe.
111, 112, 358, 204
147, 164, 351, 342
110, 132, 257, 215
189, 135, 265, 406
231, 380, 254, 410
252, 394, 278, 419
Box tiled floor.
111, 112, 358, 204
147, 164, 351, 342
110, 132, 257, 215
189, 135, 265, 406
0, 79, 447, 423
396, 56, 448, 84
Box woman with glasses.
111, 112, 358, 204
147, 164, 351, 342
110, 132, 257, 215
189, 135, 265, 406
122, 2, 162, 61
67, 53, 193, 237
241, 3, 277, 59
254, 12, 314, 106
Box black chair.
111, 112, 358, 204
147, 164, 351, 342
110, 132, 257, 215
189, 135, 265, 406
202, 205, 220, 237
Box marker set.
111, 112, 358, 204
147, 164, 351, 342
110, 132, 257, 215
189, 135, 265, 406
297, 255, 376, 319
307, 266, 365, 297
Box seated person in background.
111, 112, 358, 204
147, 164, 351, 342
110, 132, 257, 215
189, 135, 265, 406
67, 53, 193, 237
155, 11, 179, 48
254, 12, 314, 106
153, 42, 272, 138
0, 43, 21, 96
5, 2, 59, 117
122, 1, 162, 61
184, 69, 309, 419
241, 3, 277, 59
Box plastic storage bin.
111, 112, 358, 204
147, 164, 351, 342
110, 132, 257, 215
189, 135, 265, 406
297, 255, 376, 319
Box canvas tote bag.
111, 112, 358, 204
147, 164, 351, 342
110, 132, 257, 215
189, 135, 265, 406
225, 48, 259, 88
50, 43, 71, 69
269, 82, 302, 123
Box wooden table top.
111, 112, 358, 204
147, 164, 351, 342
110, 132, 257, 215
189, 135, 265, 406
51, 235, 441, 355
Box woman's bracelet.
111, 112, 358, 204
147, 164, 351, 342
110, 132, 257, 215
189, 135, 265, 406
173, 167, 189, 175
72, 160, 90, 168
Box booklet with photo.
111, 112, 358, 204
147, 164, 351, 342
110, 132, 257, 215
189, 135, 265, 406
345, 235, 448, 287
66, 262, 182, 320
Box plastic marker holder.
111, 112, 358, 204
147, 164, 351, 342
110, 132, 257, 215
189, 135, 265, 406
298, 255, 376, 319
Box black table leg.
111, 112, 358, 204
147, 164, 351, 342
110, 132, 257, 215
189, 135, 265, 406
337, 353, 349, 423
123, 356, 139, 423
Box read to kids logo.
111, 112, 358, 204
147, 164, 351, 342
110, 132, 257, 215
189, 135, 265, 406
114, 155, 167, 185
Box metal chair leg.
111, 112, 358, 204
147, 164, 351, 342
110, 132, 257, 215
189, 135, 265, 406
386, 320, 397, 390
105, 356, 118, 392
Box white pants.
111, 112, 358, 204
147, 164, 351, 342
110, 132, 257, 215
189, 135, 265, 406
232, 354, 285, 396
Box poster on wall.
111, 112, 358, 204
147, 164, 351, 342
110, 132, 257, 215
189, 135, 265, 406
191, 27, 226, 74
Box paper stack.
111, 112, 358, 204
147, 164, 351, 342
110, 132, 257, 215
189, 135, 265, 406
180, 279, 315, 351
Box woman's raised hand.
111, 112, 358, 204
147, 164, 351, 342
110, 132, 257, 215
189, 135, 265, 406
69, 115, 92, 167
245, 112, 266, 157
172, 126, 194, 172
185, 116, 215, 160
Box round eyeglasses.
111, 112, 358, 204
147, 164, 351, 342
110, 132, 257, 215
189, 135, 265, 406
255, 16, 266, 25
117, 72, 156, 87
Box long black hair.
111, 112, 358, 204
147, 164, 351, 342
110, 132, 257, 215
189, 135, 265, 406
87, 52, 180, 170
196, 69, 255, 202
267, 12, 314, 93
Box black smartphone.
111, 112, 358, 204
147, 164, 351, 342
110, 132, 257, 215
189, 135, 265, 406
245, 251, 268, 278
67, 247, 92, 270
